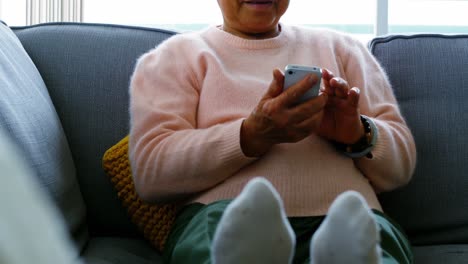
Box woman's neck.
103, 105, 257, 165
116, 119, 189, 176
220, 24, 281, 40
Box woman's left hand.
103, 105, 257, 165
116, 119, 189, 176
318, 68, 365, 144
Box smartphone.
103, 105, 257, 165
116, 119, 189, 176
283, 64, 322, 104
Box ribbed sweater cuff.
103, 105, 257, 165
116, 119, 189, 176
217, 119, 258, 166
366, 119, 389, 161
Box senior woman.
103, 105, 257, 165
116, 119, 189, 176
129, 0, 416, 263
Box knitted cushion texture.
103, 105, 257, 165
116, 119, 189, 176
102, 135, 177, 251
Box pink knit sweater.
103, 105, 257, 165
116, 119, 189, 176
129, 25, 416, 216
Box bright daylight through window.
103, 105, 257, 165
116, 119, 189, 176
1, 0, 467, 41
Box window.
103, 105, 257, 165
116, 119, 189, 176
388, 0, 468, 34
1, 0, 468, 40
0, 0, 82, 26
82, 0, 220, 32
0, 0, 26, 26
284, 0, 376, 41
82, 0, 377, 41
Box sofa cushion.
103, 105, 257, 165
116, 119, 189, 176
82, 237, 164, 264
12, 23, 177, 237
0, 22, 88, 250
370, 34, 468, 245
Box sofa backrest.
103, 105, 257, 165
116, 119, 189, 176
12, 22, 176, 237
370, 34, 468, 245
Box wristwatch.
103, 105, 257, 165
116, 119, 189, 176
335, 115, 378, 159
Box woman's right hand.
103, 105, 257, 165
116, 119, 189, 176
240, 68, 328, 157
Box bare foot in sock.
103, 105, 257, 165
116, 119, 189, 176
211, 177, 295, 264
310, 191, 382, 264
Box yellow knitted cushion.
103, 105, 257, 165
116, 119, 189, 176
102, 135, 177, 252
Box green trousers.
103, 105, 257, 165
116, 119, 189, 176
163, 200, 413, 264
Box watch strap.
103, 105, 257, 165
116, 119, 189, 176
335, 115, 378, 159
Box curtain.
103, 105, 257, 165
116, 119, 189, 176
26, 0, 82, 25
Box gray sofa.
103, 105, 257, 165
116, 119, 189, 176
1, 21, 467, 263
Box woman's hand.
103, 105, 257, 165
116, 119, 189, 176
241, 68, 328, 157
317, 68, 365, 144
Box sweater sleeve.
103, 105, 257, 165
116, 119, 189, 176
129, 39, 255, 202
338, 36, 417, 193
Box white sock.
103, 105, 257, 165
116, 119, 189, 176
310, 191, 382, 264
211, 177, 295, 264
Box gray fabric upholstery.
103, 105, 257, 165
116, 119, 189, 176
370, 34, 468, 245
82, 237, 164, 264
0, 22, 88, 251
12, 22, 177, 238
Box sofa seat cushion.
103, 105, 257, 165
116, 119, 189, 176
0, 22, 88, 250
82, 237, 164, 264
413, 244, 468, 264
